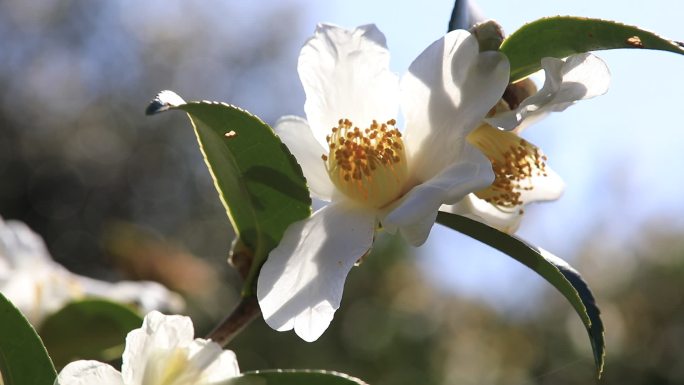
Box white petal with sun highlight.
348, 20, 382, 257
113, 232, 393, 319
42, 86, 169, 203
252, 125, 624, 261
447, 163, 564, 234
401, 29, 509, 181
59, 311, 240, 385
487, 53, 610, 131
299, 23, 400, 145
56, 361, 124, 385
383, 144, 494, 246
257, 202, 375, 342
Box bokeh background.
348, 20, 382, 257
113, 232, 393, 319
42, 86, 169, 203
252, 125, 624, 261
1, 0, 684, 384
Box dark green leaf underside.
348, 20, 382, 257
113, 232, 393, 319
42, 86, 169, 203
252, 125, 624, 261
501, 16, 684, 82
0, 293, 56, 385
228, 370, 368, 385
39, 299, 143, 370
436, 212, 605, 377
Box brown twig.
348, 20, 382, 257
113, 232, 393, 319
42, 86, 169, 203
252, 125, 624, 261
207, 239, 261, 346
206, 295, 261, 347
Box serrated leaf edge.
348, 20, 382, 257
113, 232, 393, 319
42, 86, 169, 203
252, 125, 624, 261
149, 96, 312, 294
501, 15, 684, 81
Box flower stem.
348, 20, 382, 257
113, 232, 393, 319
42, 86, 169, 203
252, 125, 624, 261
206, 295, 261, 346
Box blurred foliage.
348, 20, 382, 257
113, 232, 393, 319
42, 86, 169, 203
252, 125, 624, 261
102, 221, 221, 297
39, 299, 143, 369
0, 0, 309, 329
0, 0, 305, 284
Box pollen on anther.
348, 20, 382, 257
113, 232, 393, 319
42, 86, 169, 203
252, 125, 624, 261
324, 117, 407, 205
469, 125, 550, 211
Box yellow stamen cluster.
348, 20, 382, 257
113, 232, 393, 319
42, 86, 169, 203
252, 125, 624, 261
467, 124, 548, 212
322, 118, 408, 208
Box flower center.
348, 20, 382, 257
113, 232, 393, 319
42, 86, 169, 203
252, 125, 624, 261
143, 347, 205, 385
467, 124, 548, 211
322, 118, 408, 208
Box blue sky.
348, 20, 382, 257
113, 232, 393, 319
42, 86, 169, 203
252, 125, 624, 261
282, 0, 684, 311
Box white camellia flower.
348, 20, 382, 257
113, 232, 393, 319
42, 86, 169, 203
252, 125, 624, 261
55, 311, 239, 385
446, 52, 610, 233
443, 1, 611, 233
256, 23, 510, 342
0, 216, 184, 325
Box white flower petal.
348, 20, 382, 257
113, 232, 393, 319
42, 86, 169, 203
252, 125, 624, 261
179, 339, 240, 382
0, 216, 85, 325
208, 350, 241, 380
5, 267, 81, 326
392, 209, 440, 247
188, 339, 240, 381
122, 311, 194, 385
518, 164, 565, 204
56, 360, 123, 385
257, 202, 376, 342
383, 144, 494, 246
299, 23, 399, 145
0, 251, 9, 278
487, 53, 610, 130
444, 156, 564, 234
75, 276, 185, 314
0, 217, 52, 268
401, 29, 509, 181
1, 272, 43, 322
442, 195, 525, 234
274, 116, 335, 201
186, 339, 222, 370
1, 216, 184, 326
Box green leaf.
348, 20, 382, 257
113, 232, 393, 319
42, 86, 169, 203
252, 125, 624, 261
0, 292, 56, 385
39, 299, 143, 370
227, 370, 368, 385
146, 91, 312, 295
435, 212, 605, 378
501, 16, 684, 82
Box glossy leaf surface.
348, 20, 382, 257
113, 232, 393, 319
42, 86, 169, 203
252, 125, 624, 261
0, 293, 56, 385
502, 16, 684, 82
147, 92, 311, 293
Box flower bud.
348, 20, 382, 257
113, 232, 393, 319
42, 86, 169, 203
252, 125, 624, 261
470, 20, 505, 52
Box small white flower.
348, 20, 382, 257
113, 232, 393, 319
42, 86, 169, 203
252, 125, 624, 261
487, 53, 611, 133
445, 53, 610, 233
55, 311, 240, 385
0, 216, 184, 325
257, 24, 510, 342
